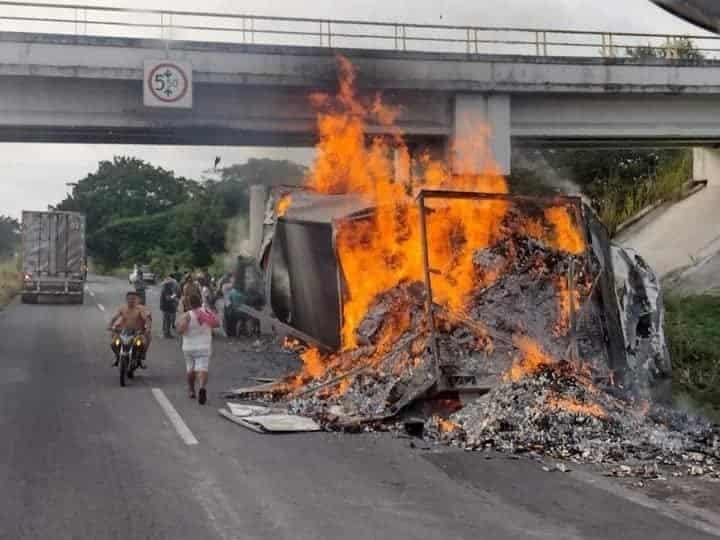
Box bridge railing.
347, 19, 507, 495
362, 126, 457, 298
1, 1, 720, 59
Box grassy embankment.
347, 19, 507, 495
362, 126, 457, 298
0, 258, 21, 308
664, 293, 720, 418
596, 152, 693, 235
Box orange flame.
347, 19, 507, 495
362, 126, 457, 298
506, 335, 556, 382
434, 415, 461, 434
307, 56, 508, 350
547, 396, 607, 419
544, 206, 585, 255
555, 276, 581, 336
281, 56, 591, 396
295, 348, 325, 382
276, 194, 292, 217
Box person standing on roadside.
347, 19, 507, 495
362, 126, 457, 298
176, 292, 219, 404
200, 276, 213, 311
218, 274, 234, 334
160, 272, 180, 338
181, 274, 200, 313
134, 267, 147, 305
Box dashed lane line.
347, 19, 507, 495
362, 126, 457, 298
151, 388, 199, 446
97, 303, 105, 312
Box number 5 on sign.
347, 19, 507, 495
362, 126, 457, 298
143, 60, 193, 109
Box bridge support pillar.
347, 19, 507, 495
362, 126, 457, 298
248, 185, 267, 260
693, 147, 720, 185
453, 94, 511, 175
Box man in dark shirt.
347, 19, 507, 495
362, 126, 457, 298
160, 273, 180, 338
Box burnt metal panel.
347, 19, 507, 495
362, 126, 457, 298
584, 206, 627, 379
271, 217, 341, 350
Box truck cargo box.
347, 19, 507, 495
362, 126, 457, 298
21, 210, 86, 304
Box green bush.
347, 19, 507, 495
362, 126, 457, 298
665, 295, 720, 413
511, 148, 692, 236
592, 151, 691, 235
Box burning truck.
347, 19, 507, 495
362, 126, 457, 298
223, 57, 720, 478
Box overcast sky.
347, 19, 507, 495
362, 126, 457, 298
0, 0, 706, 218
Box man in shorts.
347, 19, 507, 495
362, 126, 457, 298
108, 291, 153, 367
176, 292, 218, 404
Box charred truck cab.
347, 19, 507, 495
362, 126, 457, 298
21, 210, 86, 305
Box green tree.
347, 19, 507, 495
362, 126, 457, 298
0, 215, 20, 258
91, 199, 225, 270
56, 156, 306, 272
57, 156, 195, 235
511, 148, 692, 235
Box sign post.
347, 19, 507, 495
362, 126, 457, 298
143, 60, 193, 109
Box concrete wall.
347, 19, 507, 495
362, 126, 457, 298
693, 147, 720, 185
617, 148, 720, 276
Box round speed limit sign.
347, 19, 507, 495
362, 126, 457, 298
146, 62, 190, 105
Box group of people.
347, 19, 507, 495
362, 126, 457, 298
109, 268, 221, 405
158, 270, 216, 338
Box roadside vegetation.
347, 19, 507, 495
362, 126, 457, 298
591, 150, 693, 235
57, 156, 306, 276
664, 294, 720, 418
510, 148, 693, 235
0, 216, 21, 307
0, 258, 20, 308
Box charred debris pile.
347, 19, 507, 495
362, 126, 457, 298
278, 195, 607, 425
426, 362, 720, 479
222, 186, 720, 478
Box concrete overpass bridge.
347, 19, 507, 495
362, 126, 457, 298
4, 2, 720, 174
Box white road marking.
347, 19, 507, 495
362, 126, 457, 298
97, 303, 105, 312
152, 388, 199, 446
88, 289, 95, 297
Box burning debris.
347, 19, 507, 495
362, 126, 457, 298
263, 194, 606, 427
222, 56, 716, 482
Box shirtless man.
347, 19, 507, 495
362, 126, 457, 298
108, 291, 153, 367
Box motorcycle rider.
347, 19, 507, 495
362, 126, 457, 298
108, 290, 152, 368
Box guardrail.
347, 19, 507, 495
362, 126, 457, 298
1, 1, 719, 59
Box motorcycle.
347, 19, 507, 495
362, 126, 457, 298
110, 329, 145, 387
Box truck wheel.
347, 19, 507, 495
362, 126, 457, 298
21, 294, 37, 304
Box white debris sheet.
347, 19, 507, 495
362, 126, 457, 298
226, 403, 271, 417
220, 403, 321, 433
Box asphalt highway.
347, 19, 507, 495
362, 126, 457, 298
0, 275, 718, 540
